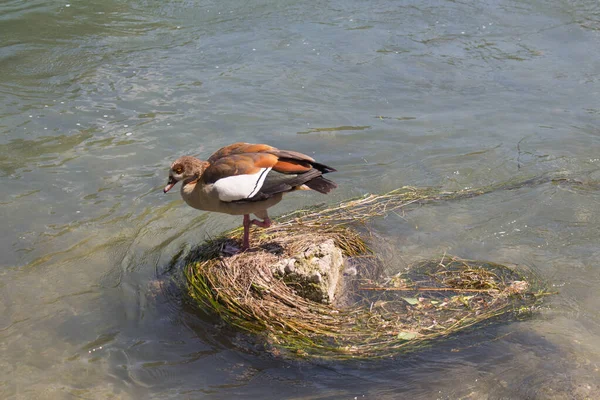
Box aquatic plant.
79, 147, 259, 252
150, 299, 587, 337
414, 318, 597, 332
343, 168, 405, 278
185, 184, 551, 359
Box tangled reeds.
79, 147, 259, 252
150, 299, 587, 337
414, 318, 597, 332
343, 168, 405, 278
185, 185, 550, 359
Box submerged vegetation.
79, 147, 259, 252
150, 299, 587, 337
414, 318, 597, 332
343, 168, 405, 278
184, 183, 554, 359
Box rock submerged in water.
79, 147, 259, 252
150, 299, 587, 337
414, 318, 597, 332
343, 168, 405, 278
271, 239, 344, 304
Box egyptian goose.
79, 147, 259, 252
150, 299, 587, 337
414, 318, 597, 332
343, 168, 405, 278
164, 142, 337, 250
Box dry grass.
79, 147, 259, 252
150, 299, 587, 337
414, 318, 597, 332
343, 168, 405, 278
185, 186, 549, 359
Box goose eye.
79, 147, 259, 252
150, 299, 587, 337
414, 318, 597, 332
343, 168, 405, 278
174, 167, 183, 174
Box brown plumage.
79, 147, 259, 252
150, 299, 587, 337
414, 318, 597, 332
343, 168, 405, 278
164, 142, 337, 250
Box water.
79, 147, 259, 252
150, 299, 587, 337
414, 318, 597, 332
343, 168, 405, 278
2, 0, 600, 398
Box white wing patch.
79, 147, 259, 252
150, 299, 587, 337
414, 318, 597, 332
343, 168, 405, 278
213, 167, 272, 202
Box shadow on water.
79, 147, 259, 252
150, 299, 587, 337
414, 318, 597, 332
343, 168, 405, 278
133, 197, 587, 398
45, 263, 589, 400
169, 267, 576, 399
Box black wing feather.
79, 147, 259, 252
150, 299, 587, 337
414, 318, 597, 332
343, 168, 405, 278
233, 169, 327, 203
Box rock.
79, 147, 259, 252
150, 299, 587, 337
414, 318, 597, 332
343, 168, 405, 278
271, 239, 344, 304
343, 265, 358, 276
309, 272, 322, 283
284, 259, 296, 274
273, 258, 296, 276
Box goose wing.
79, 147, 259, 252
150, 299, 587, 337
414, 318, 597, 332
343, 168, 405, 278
203, 149, 337, 202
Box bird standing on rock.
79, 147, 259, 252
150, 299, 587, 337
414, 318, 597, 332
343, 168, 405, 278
164, 142, 337, 250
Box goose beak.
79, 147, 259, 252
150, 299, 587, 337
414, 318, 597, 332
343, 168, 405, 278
164, 176, 177, 193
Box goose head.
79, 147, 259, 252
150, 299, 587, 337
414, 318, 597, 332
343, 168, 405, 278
164, 156, 207, 193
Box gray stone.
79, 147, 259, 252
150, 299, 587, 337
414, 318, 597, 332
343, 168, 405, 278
270, 239, 344, 304
309, 272, 322, 283
343, 265, 358, 276
284, 259, 296, 274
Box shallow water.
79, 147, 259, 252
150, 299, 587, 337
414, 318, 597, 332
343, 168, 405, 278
2, 0, 600, 398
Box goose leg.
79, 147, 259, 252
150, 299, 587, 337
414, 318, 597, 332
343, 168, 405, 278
241, 213, 272, 251
251, 216, 271, 228
251, 210, 272, 229
242, 214, 251, 250
240, 211, 272, 251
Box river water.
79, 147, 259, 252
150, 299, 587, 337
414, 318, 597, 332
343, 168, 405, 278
2, 0, 600, 398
